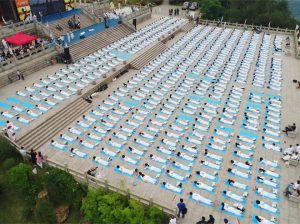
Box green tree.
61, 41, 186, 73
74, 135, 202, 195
81, 188, 166, 224
7, 163, 39, 217
201, 0, 224, 20
0, 136, 21, 163
42, 168, 87, 208
34, 199, 56, 224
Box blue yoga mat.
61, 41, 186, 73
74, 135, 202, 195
251, 215, 277, 224
222, 192, 246, 204
255, 190, 280, 202
137, 175, 158, 185
161, 183, 183, 195
192, 183, 215, 194
92, 159, 110, 167
252, 202, 280, 216
188, 195, 213, 207
0, 102, 11, 108
218, 204, 245, 220
71, 151, 88, 159
114, 167, 133, 177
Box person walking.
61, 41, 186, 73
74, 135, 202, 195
177, 198, 187, 218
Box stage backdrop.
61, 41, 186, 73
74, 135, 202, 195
29, 0, 65, 17
15, 0, 32, 21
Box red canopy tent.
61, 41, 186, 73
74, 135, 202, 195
4, 32, 37, 46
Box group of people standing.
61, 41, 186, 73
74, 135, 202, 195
169, 8, 180, 16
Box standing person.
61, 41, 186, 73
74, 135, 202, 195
207, 214, 215, 224
169, 216, 176, 224
70, 31, 74, 41
177, 198, 187, 218
36, 151, 44, 168
19, 146, 28, 162
30, 149, 37, 164
67, 32, 71, 43
17, 70, 24, 80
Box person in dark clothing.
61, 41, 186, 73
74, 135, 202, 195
196, 216, 206, 224
282, 123, 296, 135
177, 198, 186, 218
30, 149, 37, 164
207, 214, 215, 224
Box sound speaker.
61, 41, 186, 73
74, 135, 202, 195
64, 47, 71, 61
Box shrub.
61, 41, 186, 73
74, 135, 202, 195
0, 136, 21, 163
34, 199, 56, 224
81, 188, 166, 224
42, 168, 87, 208
2, 158, 17, 171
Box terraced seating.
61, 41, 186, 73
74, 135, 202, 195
48, 13, 94, 37
43, 22, 284, 223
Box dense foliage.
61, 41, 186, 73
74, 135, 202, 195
200, 0, 298, 29
42, 167, 87, 209
34, 199, 56, 224
81, 188, 166, 224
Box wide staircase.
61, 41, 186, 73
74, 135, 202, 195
17, 98, 92, 150
181, 21, 196, 32
130, 42, 167, 70
70, 24, 135, 61
48, 13, 94, 37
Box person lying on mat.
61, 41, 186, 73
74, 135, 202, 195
228, 168, 251, 179
223, 190, 247, 202
70, 148, 86, 158
172, 161, 192, 171
129, 147, 145, 156
138, 172, 157, 184
255, 187, 278, 199
230, 160, 252, 169
50, 140, 68, 149
255, 200, 278, 213
204, 149, 222, 161
220, 202, 244, 216
262, 142, 281, 152
162, 182, 182, 193
61, 133, 78, 142
116, 165, 138, 176
257, 176, 278, 188
254, 215, 277, 224
166, 170, 191, 181
258, 168, 279, 178
150, 154, 169, 164
177, 152, 197, 161
101, 148, 120, 157
194, 181, 215, 192
196, 171, 218, 181
121, 155, 138, 165
92, 156, 112, 166
208, 143, 226, 151
16, 116, 33, 124
227, 179, 247, 190
233, 151, 253, 159
200, 160, 221, 170
189, 192, 213, 205
259, 157, 279, 168
237, 135, 256, 144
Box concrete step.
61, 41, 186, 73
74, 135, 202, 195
130, 42, 167, 70
70, 24, 134, 62
17, 98, 92, 150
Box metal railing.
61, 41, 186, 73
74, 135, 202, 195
294, 32, 300, 59
0, 46, 56, 72
46, 158, 177, 216
0, 20, 35, 37
199, 19, 294, 34
121, 6, 151, 22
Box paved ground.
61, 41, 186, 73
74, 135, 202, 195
1, 7, 300, 224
